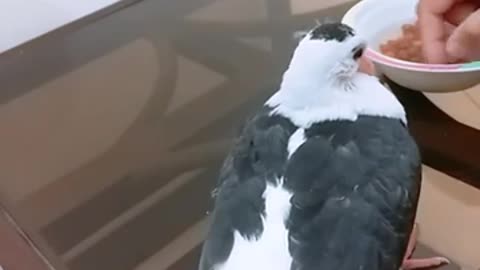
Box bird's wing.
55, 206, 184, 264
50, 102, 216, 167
199, 108, 297, 270
286, 117, 421, 270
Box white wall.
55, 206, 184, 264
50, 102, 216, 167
0, 0, 120, 53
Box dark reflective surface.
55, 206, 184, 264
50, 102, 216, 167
0, 1, 358, 269
0, 0, 476, 269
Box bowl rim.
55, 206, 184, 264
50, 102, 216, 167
342, 0, 480, 73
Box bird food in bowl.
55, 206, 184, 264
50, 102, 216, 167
342, 0, 480, 92
379, 22, 425, 63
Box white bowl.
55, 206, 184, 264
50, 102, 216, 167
342, 0, 480, 92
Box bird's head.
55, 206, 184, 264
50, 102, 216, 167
268, 22, 407, 126
284, 22, 367, 88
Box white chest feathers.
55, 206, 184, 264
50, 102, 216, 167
216, 182, 293, 270
266, 73, 407, 128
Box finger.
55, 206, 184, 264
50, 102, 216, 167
445, 1, 478, 25
445, 22, 456, 36
446, 8, 480, 61
444, 22, 464, 62
418, 0, 462, 63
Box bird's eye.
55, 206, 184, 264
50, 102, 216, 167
352, 45, 364, 60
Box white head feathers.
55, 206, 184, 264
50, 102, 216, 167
266, 22, 407, 127
286, 23, 367, 88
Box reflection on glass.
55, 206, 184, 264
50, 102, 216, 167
0, 0, 357, 269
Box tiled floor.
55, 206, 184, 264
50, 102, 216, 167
0, 0, 479, 270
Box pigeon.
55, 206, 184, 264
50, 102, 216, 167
198, 22, 449, 270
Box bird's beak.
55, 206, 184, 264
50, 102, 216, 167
358, 55, 375, 75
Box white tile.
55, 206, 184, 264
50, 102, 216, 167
424, 90, 480, 131
418, 165, 480, 269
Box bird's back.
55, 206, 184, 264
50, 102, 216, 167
285, 116, 421, 270
199, 106, 421, 270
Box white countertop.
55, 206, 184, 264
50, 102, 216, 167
0, 0, 121, 54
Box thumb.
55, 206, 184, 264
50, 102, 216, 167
446, 9, 480, 61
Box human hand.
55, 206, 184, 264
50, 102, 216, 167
418, 0, 480, 63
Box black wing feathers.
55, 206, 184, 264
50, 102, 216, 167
200, 110, 421, 270
286, 116, 421, 270
199, 107, 296, 270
